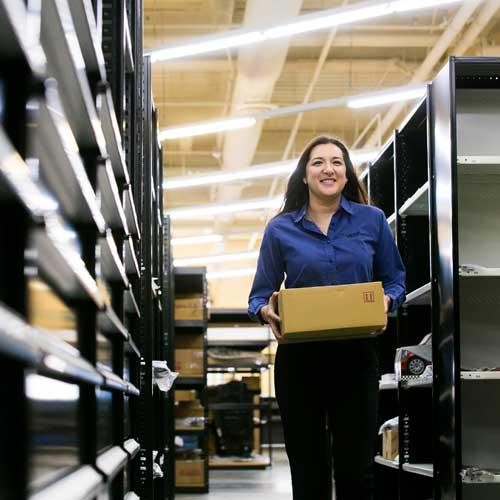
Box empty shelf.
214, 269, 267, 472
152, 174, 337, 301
459, 265, 500, 277
29, 465, 103, 500
124, 237, 140, 278
405, 282, 431, 306
399, 181, 429, 217
98, 364, 139, 396
67, 0, 106, 82
96, 446, 128, 480
387, 213, 396, 233
40, 0, 106, 154
124, 9, 134, 73
98, 159, 129, 233
126, 337, 140, 358
123, 186, 141, 239
124, 287, 140, 318
37, 88, 105, 232
402, 463, 433, 477
97, 87, 130, 183
457, 155, 500, 175
461, 371, 500, 381
375, 456, 399, 470
124, 492, 140, 500
379, 379, 398, 391
98, 306, 129, 341
99, 231, 129, 287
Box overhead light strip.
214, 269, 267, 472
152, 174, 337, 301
147, 0, 467, 62
159, 83, 427, 140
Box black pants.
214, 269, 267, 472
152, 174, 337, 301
275, 339, 379, 500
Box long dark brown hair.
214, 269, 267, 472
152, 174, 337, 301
278, 136, 368, 215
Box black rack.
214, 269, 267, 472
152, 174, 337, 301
0, 1, 171, 500
173, 267, 209, 493
369, 57, 500, 500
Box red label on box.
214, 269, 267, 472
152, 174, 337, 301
363, 291, 375, 303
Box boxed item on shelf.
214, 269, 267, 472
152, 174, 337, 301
175, 294, 204, 321
177, 434, 199, 450
175, 400, 205, 419
27, 278, 76, 330
241, 376, 261, 392
383, 428, 399, 460
175, 459, 205, 487
207, 347, 263, 367
175, 349, 204, 376
278, 282, 386, 343
175, 390, 197, 402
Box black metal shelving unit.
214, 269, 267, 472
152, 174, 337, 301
206, 309, 274, 470
0, 1, 172, 499
173, 267, 209, 493
369, 56, 500, 500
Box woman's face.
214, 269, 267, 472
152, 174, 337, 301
304, 143, 348, 201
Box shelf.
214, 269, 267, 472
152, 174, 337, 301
174, 267, 207, 277
379, 380, 398, 391
175, 486, 209, 494
175, 427, 206, 434
67, 0, 106, 82
40, 0, 106, 154
96, 86, 130, 183
399, 181, 429, 217
375, 455, 400, 470
176, 377, 205, 387
457, 155, 500, 175
98, 159, 129, 233
0, 0, 44, 73
401, 377, 432, 389
209, 456, 270, 470
99, 365, 140, 396
124, 287, 140, 318
125, 337, 140, 359
404, 282, 431, 306
99, 230, 129, 288
29, 464, 103, 500
208, 403, 269, 411
123, 186, 141, 239
459, 266, 500, 278
462, 469, 500, 484
175, 320, 207, 329
124, 493, 140, 500
124, 237, 140, 279
97, 306, 129, 341
37, 89, 105, 233
208, 365, 269, 373
96, 446, 128, 480
123, 439, 140, 459
461, 371, 500, 380
402, 463, 433, 477
387, 213, 396, 233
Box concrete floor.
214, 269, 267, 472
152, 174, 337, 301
176, 450, 293, 500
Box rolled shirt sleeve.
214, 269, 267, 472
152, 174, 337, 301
374, 210, 406, 311
248, 223, 285, 322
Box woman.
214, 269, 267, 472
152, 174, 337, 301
248, 136, 405, 500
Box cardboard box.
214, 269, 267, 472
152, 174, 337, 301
278, 282, 386, 343
175, 349, 204, 376
175, 459, 205, 487
175, 390, 197, 402
175, 294, 204, 321
175, 400, 204, 419
382, 428, 399, 460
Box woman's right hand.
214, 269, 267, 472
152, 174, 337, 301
260, 291, 282, 341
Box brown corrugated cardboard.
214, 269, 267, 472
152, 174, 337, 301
175, 460, 205, 487
175, 390, 197, 402
175, 294, 204, 320
175, 400, 204, 419
382, 429, 399, 460
175, 349, 204, 376
278, 282, 386, 343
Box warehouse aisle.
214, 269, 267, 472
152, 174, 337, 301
177, 450, 294, 499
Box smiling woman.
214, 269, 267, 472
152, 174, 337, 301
248, 135, 406, 500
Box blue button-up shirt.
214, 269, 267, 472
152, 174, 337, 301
248, 196, 406, 322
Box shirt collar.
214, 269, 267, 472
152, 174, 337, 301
292, 196, 354, 223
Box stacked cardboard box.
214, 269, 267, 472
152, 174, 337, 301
382, 429, 399, 460
175, 334, 204, 377
175, 459, 205, 487
175, 294, 204, 321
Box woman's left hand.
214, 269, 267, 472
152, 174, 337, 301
383, 295, 392, 315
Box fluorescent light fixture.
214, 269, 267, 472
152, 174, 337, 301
163, 150, 377, 190
207, 267, 257, 280
164, 160, 296, 190
171, 234, 224, 246
148, 0, 466, 62
174, 250, 259, 267
167, 196, 283, 220
159, 116, 256, 141
149, 31, 264, 63
347, 85, 426, 109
